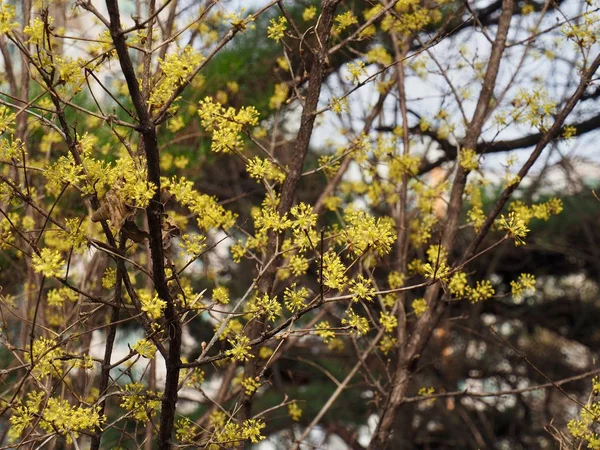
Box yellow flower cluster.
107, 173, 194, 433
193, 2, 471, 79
334, 11, 358, 34
366, 46, 392, 66
499, 211, 530, 246
269, 82, 289, 110
198, 97, 259, 153
212, 286, 230, 304
24, 17, 49, 45
349, 275, 375, 302
346, 61, 367, 84
139, 290, 167, 319
180, 233, 207, 256
284, 283, 310, 312
213, 418, 266, 446
288, 401, 303, 421
344, 210, 396, 256
568, 379, 600, 449
315, 321, 335, 342
50, 218, 87, 254
28, 337, 64, 379
0, 105, 15, 134
511, 88, 556, 130
0, 137, 22, 162
10, 392, 104, 444
562, 12, 600, 49
465, 179, 487, 231
468, 280, 495, 303
241, 377, 261, 395
459, 148, 479, 171
248, 293, 281, 322
379, 335, 398, 354
132, 338, 157, 359
163, 176, 237, 231
329, 96, 349, 114
0, 212, 20, 250
381, 0, 439, 36
321, 251, 348, 290
148, 46, 204, 107
102, 267, 117, 289
302, 6, 317, 22
342, 309, 370, 335
226, 335, 254, 362
32, 248, 64, 278
509, 198, 563, 222
267, 16, 287, 42
510, 273, 536, 300
379, 312, 398, 333
120, 383, 161, 422
0, 2, 18, 34
412, 298, 428, 317
246, 156, 286, 183
47, 287, 78, 307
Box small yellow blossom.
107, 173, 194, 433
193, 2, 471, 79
32, 248, 64, 278
226, 335, 254, 362
315, 321, 335, 342
241, 377, 261, 395
267, 16, 287, 42
412, 298, 428, 317
334, 11, 358, 34
342, 309, 369, 336
379, 312, 398, 333
288, 401, 303, 421
303, 6, 317, 21
349, 275, 375, 302
346, 61, 367, 84
468, 280, 495, 303
132, 339, 156, 359
212, 286, 230, 304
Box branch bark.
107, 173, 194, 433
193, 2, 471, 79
104, 1, 181, 448
369, 0, 515, 447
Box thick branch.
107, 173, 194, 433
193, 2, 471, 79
104, 1, 181, 448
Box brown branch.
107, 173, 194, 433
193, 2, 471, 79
462, 52, 600, 262
104, 0, 181, 447
90, 234, 126, 450
404, 367, 600, 403
368, 1, 515, 447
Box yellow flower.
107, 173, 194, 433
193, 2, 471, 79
132, 339, 156, 359
269, 82, 289, 110
349, 275, 375, 302
0, 3, 19, 34
302, 6, 317, 21
468, 280, 495, 303
342, 309, 369, 336
226, 335, 254, 362
379, 312, 398, 333
241, 377, 261, 395
288, 401, 303, 421
32, 248, 64, 278
499, 212, 529, 246
510, 273, 536, 300
346, 61, 367, 84
267, 16, 287, 42
283, 283, 309, 312
139, 291, 167, 319
321, 252, 348, 290
212, 286, 230, 304
315, 321, 335, 343
459, 148, 479, 171
334, 11, 358, 34
412, 298, 428, 317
